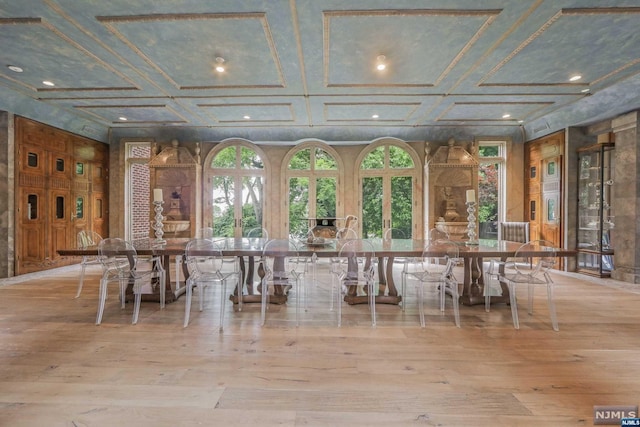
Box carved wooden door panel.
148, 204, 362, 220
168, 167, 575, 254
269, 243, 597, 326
72, 159, 90, 241
47, 151, 73, 265
541, 155, 562, 247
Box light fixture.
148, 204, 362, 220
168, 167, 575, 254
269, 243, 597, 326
518, 120, 524, 123
372, 114, 379, 119
215, 57, 226, 73
42, 80, 55, 87
7, 65, 23, 73
376, 55, 387, 71
581, 88, 590, 93
502, 113, 511, 119
119, 117, 128, 121
569, 74, 582, 82
243, 115, 251, 120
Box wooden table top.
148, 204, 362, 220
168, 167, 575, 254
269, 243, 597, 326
58, 238, 576, 259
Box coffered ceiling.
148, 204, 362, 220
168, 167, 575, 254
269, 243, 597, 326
2, 0, 640, 144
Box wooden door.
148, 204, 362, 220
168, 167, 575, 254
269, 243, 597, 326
15, 116, 109, 274
525, 131, 565, 266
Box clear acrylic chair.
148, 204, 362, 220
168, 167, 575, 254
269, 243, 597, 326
96, 238, 164, 325
330, 239, 377, 327
260, 239, 307, 326
383, 228, 411, 311
428, 227, 449, 242
183, 238, 240, 330
486, 239, 559, 331
246, 227, 269, 239
75, 230, 103, 298
406, 239, 461, 328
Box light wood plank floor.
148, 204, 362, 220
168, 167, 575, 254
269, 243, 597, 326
1, 260, 639, 426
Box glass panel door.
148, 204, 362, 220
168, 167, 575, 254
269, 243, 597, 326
241, 176, 264, 236
212, 175, 236, 237
362, 176, 383, 238
288, 177, 309, 238
391, 176, 412, 238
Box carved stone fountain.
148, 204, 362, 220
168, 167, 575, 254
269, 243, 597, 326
425, 138, 478, 241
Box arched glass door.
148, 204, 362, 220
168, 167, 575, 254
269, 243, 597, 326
205, 143, 266, 237
285, 144, 340, 238
360, 143, 418, 238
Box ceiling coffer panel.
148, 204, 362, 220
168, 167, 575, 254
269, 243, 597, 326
324, 102, 421, 122
98, 13, 286, 90
76, 104, 187, 124
438, 102, 552, 122
197, 103, 295, 123
0, 18, 137, 91
324, 9, 499, 87
482, 8, 640, 88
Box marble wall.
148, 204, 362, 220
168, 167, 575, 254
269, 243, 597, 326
611, 112, 640, 283
0, 112, 13, 278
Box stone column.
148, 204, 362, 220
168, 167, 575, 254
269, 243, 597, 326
0, 111, 13, 278
611, 111, 640, 283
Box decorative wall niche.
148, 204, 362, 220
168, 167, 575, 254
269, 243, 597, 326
425, 138, 478, 240
148, 139, 202, 238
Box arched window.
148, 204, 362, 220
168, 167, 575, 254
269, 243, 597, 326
358, 139, 421, 238
283, 141, 343, 238
203, 140, 268, 237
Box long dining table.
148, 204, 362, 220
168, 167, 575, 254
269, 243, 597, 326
58, 237, 576, 307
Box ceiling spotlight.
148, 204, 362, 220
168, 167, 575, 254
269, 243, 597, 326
569, 74, 582, 82
502, 113, 511, 119
215, 57, 226, 73
581, 88, 590, 93
376, 55, 387, 71
372, 114, 379, 119
243, 115, 251, 120
42, 80, 55, 87
119, 117, 128, 121
7, 65, 23, 73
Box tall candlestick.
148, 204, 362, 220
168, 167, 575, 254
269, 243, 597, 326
152, 200, 166, 244
466, 189, 475, 204
153, 188, 163, 203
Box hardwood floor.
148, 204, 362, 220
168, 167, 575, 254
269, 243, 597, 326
1, 260, 639, 426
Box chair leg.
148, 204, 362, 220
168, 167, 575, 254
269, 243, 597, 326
261, 278, 268, 326
527, 284, 535, 315
76, 258, 87, 298
450, 281, 461, 328
417, 283, 425, 328
131, 284, 141, 325
237, 261, 244, 312
369, 280, 376, 327
546, 284, 559, 331
219, 281, 226, 332
337, 283, 343, 327
183, 279, 193, 328
509, 282, 520, 329
96, 278, 108, 325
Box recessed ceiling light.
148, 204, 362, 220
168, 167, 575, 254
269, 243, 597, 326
581, 88, 590, 93
7, 65, 23, 73
42, 80, 55, 87
119, 117, 128, 121
372, 114, 379, 119
569, 74, 582, 82
243, 115, 251, 120
502, 113, 511, 119
376, 55, 387, 71
215, 57, 225, 73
